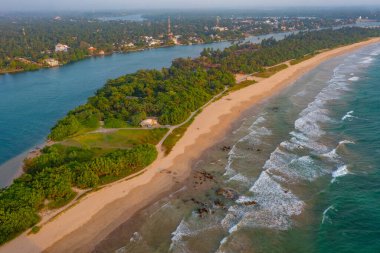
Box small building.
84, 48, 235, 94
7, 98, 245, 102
88, 46, 97, 53
55, 43, 69, 52
140, 118, 159, 128
44, 58, 59, 67
98, 50, 105, 55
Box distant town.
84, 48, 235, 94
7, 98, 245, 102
0, 10, 378, 74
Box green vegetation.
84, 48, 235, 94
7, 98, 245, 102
162, 118, 195, 155
202, 27, 380, 74
49, 60, 235, 141
104, 118, 129, 128
290, 53, 317, 65
29, 226, 40, 234
63, 128, 168, 149
228, 80, 257, 92
1, 27, 380, 245
0, 13, 353, 74
254, 64, 289, 78
0, 144, 157, 244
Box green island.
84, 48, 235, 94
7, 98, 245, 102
1, 27, 380, 244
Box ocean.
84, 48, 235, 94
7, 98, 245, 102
93, 42, 380, 253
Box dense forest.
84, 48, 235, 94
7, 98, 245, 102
49, 63, 235, 141
0, 143, 157, 244
1, 26, 380, 245
201, 27, 380, 73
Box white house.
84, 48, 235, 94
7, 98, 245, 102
55, 43, 69, 52
140, 118, 159, 128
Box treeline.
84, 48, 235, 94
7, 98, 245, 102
201, 27, 380, 74
0, 16, 236, 72
0, 14, 353, 73
0, 143, 157, 244
49, 60, 235, 141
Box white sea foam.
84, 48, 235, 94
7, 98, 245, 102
263, 147, 298, 171
360, 56, 374, 64
331, 165, 350, 183
220, 171, 305, 240
322, 140, 355, 162
224, 116, 272, 178
227, 173, 251, 184
339, 140, 355, 145
129, 232, 142, 242
240, 123, 272, 146
270, 156, 327, 182
321, 205, 336, 224
249, 172, 304, 220
290, 131, 329, 154
248, 116, 266, 130
348, 76, 360, 81
169, 216, 221, 252
223, 145, 240, 176
342, 110, 355, 121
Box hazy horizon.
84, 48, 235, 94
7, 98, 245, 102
2, 0, 380, 12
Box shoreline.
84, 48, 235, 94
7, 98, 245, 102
1, 38, 379, 253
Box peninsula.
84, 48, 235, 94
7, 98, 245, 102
1, 27, 380, 252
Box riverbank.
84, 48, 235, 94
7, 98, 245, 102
1, 37, 379, 253
0, 40, 225, 76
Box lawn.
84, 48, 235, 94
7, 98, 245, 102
62, 128, 168, 149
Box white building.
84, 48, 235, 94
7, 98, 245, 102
140, 118, 159, 128
55, 43, 69, 52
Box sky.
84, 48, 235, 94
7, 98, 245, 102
2, 0, 380, 11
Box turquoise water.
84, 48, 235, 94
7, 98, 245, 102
316, 47, 380, 253
0, 32, 290, 187
93, 42, 380, 253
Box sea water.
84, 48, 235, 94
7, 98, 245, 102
93, 42, 380, 253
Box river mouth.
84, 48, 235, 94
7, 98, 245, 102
92, 43, 380, 253
0, 31, 300, 188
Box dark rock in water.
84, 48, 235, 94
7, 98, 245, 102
194, 170, 215, 181
214, 199, 225, 208
242, 200, 257, 206
271, 106, 279, 112
197, 207, 209, 218
256, 148, 262, 152
216, 188, 238, 200
221, 145, 231, 152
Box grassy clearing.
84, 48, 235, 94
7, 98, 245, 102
254, 64, 288, 78
63, 128, 168, 149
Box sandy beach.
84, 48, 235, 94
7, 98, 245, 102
1, 37, 379, 253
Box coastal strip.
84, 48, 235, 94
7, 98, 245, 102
1, 37, 379, 253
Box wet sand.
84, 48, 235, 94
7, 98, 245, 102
1, 38, 379, 253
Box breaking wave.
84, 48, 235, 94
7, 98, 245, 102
331, 165, 350, 183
